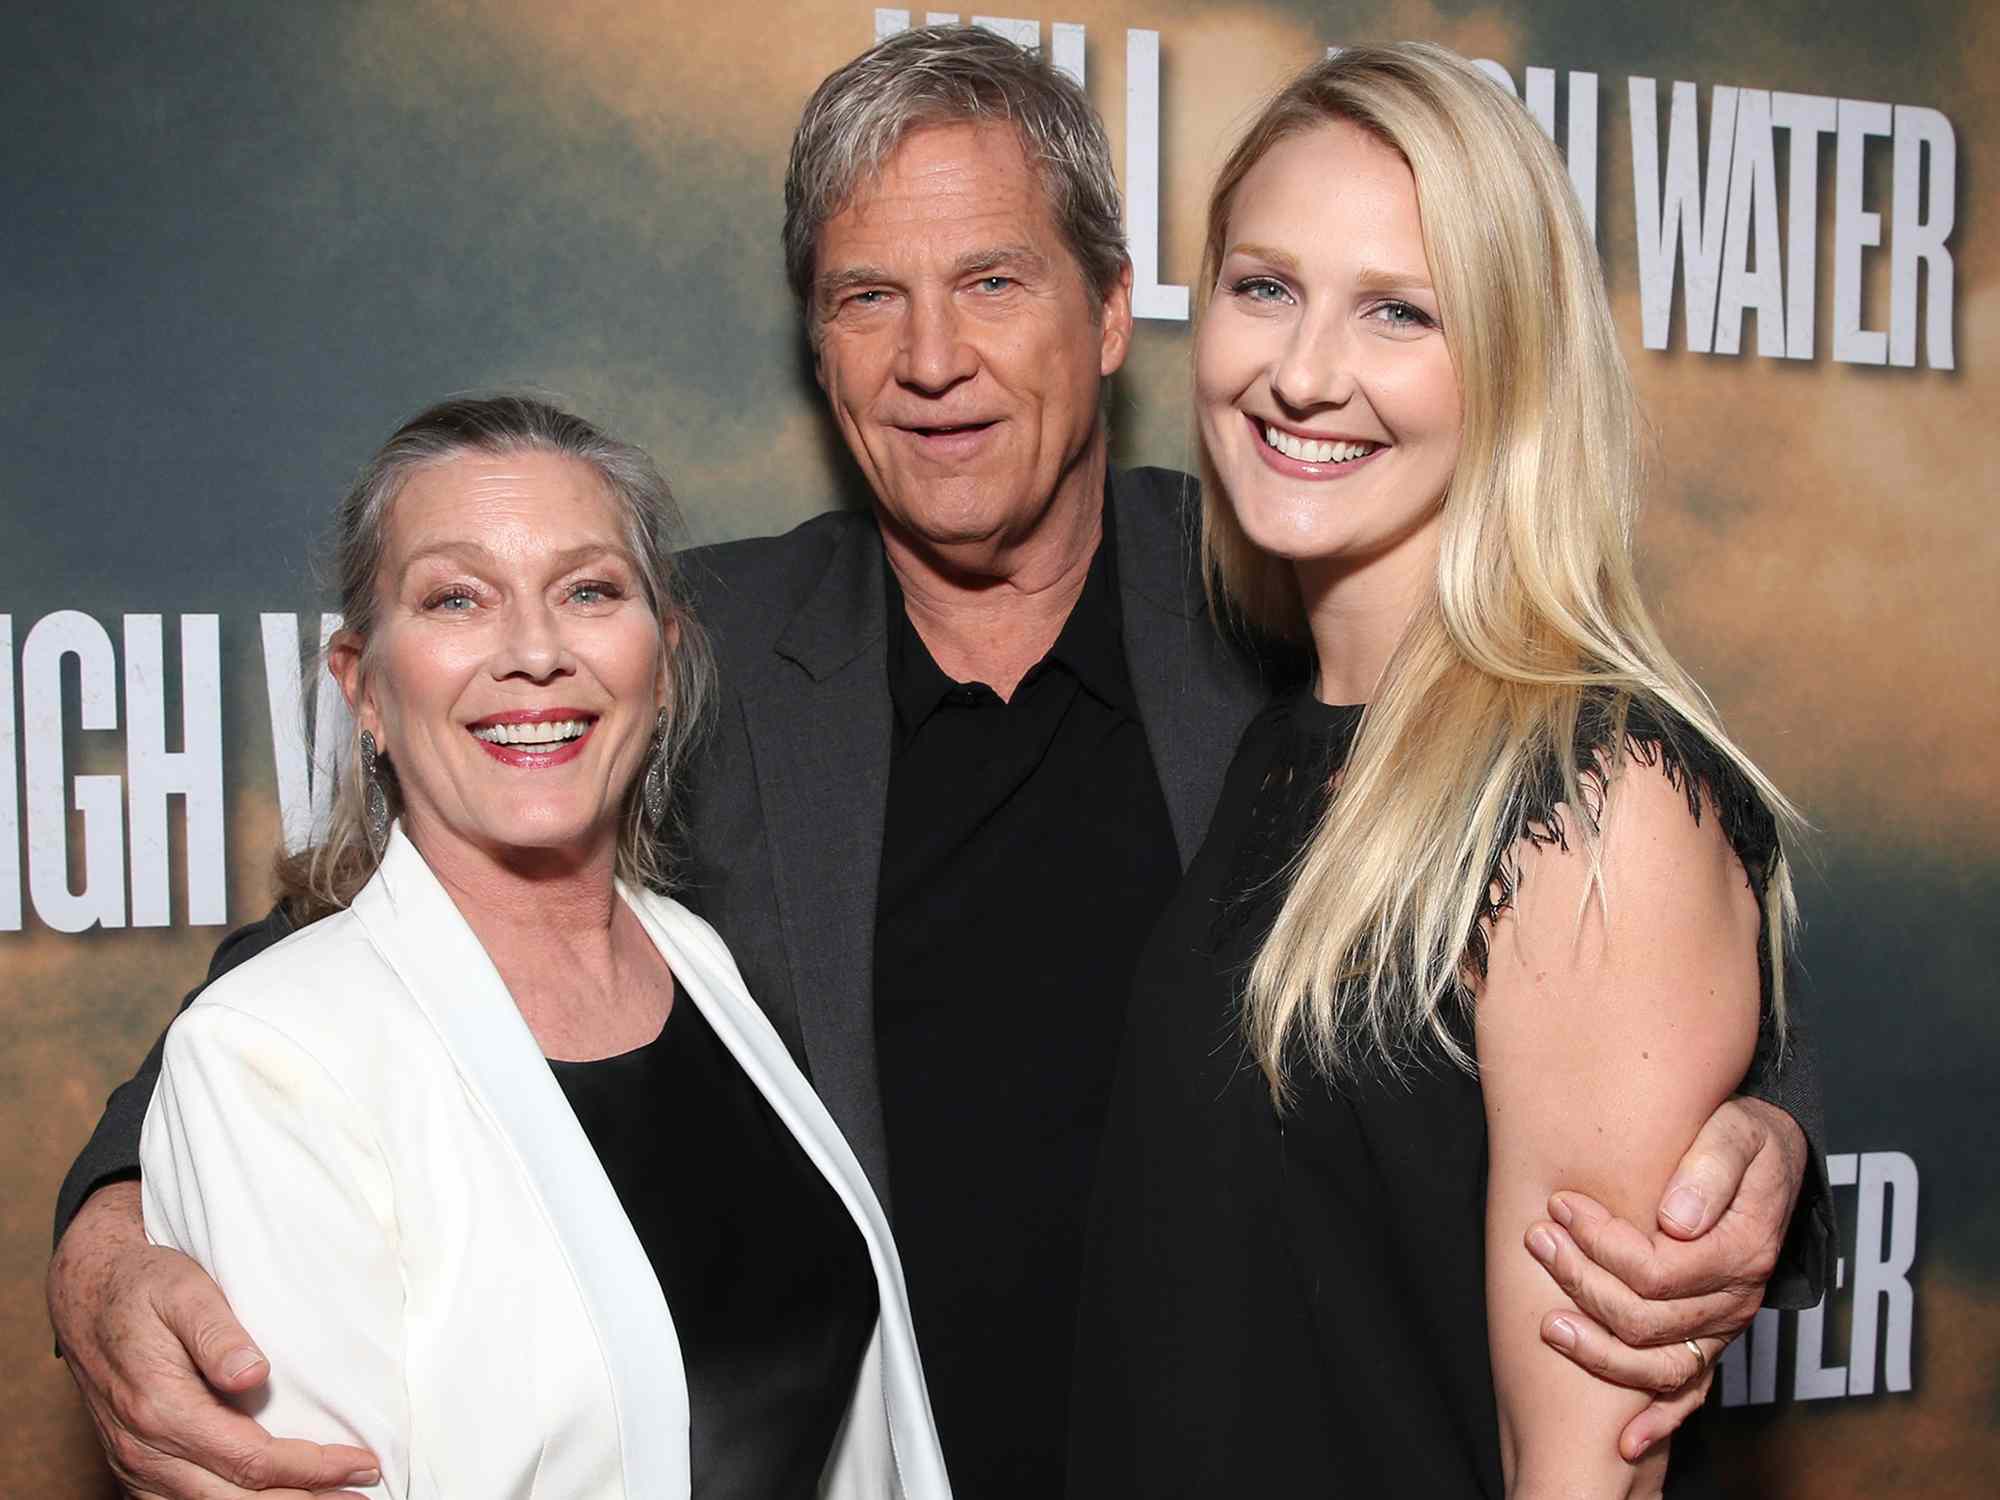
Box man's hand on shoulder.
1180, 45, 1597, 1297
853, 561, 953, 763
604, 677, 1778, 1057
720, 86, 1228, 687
1525, 1094, 1808, 1458
48, 1181, 379, 1499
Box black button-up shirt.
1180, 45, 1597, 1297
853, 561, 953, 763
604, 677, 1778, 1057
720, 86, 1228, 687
873, 499, 1182, 1497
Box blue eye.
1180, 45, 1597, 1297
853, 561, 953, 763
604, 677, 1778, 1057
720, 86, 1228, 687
973, 275, 1014, 293
425, 588, 476, 612
568, 581, 619, 605
1231, 276, 1290, 303
1371, 300, 1437, 330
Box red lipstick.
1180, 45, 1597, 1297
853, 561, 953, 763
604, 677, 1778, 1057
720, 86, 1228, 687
466, 709, 599, 769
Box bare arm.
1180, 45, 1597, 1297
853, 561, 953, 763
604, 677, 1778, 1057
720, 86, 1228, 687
1478, 759, 1763, 1498
1528, 1094, 1807, 1456
47, 1182, 378, 1500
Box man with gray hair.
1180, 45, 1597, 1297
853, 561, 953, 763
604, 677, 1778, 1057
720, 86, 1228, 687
49, 24, 1829, 1499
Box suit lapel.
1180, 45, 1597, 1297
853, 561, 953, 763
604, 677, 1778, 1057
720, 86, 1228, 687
728, 473, 1268, 1204
351, 829, 689, 1497
1111, 467, 1273, 866
628, 891, 952, 1499
737, 522, 896, 1201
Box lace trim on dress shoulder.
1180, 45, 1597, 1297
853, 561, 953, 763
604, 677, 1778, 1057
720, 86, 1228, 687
1462, 691, 1782, 1014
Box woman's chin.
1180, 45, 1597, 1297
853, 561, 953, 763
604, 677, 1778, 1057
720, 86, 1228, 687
1229, 510, 1348, 567
413, 803, 623, 872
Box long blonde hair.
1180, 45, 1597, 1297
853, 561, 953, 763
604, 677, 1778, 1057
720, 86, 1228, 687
1198, 44, 1800, 1098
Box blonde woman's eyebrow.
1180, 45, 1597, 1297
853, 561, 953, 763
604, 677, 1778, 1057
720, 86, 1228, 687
1224, 242, 1303, 275
1351, 265, 1436, 295
1225, 244, 1434, 296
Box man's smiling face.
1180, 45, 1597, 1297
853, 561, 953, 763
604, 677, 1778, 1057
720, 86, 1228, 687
810, 121, 1133, 573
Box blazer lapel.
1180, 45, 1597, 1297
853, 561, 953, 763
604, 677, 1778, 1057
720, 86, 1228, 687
1111, 467, 1274, 866
736, 522, 897, 1203
350, 829, 689, 1497
627, 892, 952, 1499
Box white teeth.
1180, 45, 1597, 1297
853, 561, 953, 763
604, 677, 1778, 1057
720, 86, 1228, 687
1263, 423, 1377, 465
471, 719, 591, 746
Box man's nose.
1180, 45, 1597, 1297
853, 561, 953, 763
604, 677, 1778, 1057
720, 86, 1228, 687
896, 290, 978, 395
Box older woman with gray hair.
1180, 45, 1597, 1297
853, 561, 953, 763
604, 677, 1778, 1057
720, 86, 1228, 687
136, 395, 950, 1498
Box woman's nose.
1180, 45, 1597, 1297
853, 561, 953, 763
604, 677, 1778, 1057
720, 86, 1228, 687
492, 599, 572, 682
1269, 315, 1357, 414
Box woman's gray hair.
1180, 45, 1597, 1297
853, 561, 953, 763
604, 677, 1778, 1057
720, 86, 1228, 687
275, 393, 716, 922
782, 23, 1128, 330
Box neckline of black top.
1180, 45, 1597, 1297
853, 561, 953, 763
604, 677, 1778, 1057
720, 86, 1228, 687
1295, 693, 1366, 734
542, 1001, 675, 1071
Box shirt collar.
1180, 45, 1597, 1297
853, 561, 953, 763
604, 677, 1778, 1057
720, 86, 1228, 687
885, 480, 1133, 737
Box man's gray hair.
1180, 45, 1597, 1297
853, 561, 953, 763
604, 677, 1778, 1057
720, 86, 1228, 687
783, 24, 1128, 323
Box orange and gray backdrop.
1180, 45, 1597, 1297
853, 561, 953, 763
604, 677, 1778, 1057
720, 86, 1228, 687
4, 2, 1991, 1493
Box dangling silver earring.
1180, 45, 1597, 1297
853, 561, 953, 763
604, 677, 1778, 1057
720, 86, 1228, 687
641, 709, 670, 829
360, 730, 390, 859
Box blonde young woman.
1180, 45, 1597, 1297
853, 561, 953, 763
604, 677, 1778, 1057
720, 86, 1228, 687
1070, 45, 1796, 1498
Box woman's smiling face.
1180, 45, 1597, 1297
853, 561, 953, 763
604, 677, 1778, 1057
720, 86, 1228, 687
337, 448, 666, 876
1197, 119, 1462, 599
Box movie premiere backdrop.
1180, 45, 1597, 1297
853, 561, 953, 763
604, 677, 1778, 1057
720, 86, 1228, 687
3, 1, 1990, 1492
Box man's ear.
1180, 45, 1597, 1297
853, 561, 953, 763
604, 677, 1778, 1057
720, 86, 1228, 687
1099, 259, 1136, 378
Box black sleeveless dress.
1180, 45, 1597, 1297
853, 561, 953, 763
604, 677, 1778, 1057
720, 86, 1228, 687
550, 990, 879, 1498
1069, 690, 1782, 1497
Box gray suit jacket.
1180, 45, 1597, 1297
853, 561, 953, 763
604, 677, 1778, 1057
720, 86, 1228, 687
674, 466, 1274, 1203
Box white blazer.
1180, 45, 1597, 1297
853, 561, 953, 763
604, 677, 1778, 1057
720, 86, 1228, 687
140, 827, 952, 1500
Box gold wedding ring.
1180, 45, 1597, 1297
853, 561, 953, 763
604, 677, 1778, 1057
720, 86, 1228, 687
1684, 1338, 1708, 1373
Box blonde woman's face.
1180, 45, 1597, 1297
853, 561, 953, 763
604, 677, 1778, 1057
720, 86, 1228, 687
335, 450, 667, 878
1197, 120, 1461, 602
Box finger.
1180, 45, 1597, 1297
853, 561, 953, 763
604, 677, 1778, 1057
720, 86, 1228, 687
101, 1355, 379, 1493
153, 1267, 268, 1392
1617, 1345, 1725, 1460
1653, 1099, 1768, 1240
233, 1436, 381, 1493
210, 1429, 382, 1493
161, 1409, 379, 1492
81, 1348, 378, 1500
1544, 1184, 1768, 1304
1540, 1310, 1719, 1394
116, 1447, 379, 1500
1528, 1208, 1752, 1328
107, 1438, 373, 1500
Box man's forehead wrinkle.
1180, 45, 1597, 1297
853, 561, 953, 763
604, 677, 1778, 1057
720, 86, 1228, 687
844, 120, 1037, 207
